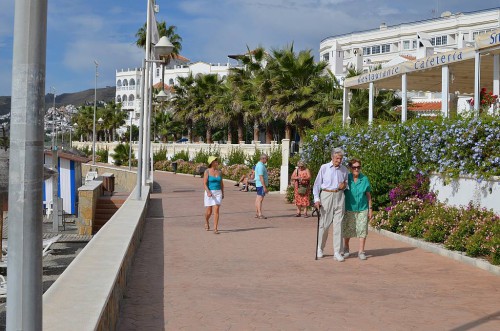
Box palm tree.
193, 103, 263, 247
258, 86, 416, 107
229, 47, 270, 142
311, 70, 344, 127
74, 106, 95, 141
346, 69, 402, 124
135, 21, 182, 63
267, 45, 328, 139
170, 74, 196, 142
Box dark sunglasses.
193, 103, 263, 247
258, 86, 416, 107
351, 166, 361, 170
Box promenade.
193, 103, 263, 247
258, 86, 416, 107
117, 171, 500, 331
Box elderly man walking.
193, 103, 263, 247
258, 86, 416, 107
313, 147, 349, 262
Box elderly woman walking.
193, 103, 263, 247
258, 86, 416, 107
290, 160, 312, 217
203, 156, 224, 234
343, 158, 372, 260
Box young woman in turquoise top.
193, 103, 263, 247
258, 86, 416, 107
342, 158, 372, 260
203, 156, 224, 234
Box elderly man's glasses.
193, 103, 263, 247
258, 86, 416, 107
351, 166, 361, 170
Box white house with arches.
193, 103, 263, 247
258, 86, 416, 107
115, 55, 236, 129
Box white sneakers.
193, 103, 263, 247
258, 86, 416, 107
343, 248, 350, 258
358, 252, 367, 260
317, 249, 324, 258
333, 252, 345, 262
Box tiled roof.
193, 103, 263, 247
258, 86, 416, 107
172, 54, 189, 62
409, 101, 441, 112
400, 54, 416, 61
152, 83, 174, 91
395, 101, 442, 113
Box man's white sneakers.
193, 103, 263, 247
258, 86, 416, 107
317, 249, 324, 258
333, 252, 345, 262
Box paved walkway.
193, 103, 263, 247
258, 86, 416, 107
117, 171, 500, 331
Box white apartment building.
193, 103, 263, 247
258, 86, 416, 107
320, 8, 500, 82
115, 56, 236, 128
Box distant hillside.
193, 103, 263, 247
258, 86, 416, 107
0, 86, 116, 116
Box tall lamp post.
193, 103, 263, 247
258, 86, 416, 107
51, 86, 56, 149
136, 36, 174, 200
92, 60, 99, 165
127, 109, 134, 170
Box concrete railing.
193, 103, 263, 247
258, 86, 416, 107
73, 141, 282, 164
43, 185, 151, 331
82, 164, 137, 193
77, 180, 103, 235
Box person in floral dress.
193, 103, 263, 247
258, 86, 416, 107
291, 160, 312, 217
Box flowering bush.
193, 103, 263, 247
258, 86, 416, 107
370, 200, 500, 265
153, 160, 281, 191
467, 88, 498, 113
301, 116, 500, 209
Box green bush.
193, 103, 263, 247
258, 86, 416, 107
285, 185, 295, 204
111, 143, 133, 166
96, 147, 108, 162
77, 145, 92, 157
267, 146, 282, 169
226, 147, 246, 166
372, 199, 500, 265
171, 150, 189, 162
301, 116, 500, 210
192, 149, 210, 164
246, 149, 264, 167
153, 147, 168, 162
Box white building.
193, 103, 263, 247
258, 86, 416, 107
320, 8, 500, 81
115, 55, 236, 128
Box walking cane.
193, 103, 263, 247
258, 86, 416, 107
313, 207, 320, 260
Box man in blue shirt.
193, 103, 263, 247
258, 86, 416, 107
254, 154, 269, 219
312, 147, 348, 262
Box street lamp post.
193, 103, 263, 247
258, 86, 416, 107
136, 36, 174, 200
51, 87, 56, 149
92, 60, 99, 165
127, 109, 134, 170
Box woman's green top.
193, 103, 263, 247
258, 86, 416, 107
345, 173, 371, 212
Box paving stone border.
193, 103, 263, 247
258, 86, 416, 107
370, 226, 500, 276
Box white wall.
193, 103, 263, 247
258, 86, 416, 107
430, 174, 500, 214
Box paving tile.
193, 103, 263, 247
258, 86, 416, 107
117, 171, 500, 331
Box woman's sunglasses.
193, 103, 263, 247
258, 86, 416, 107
351, 166, 361, 170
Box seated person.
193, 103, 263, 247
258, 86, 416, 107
235, 166, 255, 192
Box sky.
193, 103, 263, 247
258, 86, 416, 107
0, 0, 499, 96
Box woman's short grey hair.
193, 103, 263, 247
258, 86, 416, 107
260, 154, 269, 160
331, 147, 344, 157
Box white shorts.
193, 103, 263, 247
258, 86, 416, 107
204, 190, 222, 207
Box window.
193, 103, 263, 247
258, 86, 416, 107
116, 95, 121, 103
322, 53, 329, 61
123, 79, 128, 87
381, 44, 390, 53
129, 94, 134, 101
169, 78, 174, 85
122, 95, 128, 102
156, 68, 160, 76
431, 35, 448, 46
472, 29, 495, 40
363, 47, 371, 55
117, 80, 122, 87
129, 78, 135, 87
412, 40, 417, 49
403, 40, 410, 50
371, 45, 381, 54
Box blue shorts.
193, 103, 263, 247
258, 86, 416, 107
256, 186, 266, 197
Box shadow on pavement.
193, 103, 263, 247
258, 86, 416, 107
220, 226, 274, 233
367, 247, 415, 257
450, 310, 500, 331
116, 197, 165, 330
